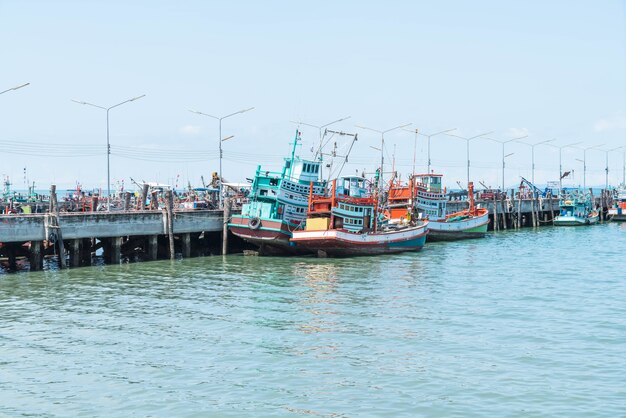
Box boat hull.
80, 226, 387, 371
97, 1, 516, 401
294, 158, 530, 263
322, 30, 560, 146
427, 213, 489, 241
228, 215, 310, 255
553, 214, 600, 226
608, 209, 626, 221
290, 224, 428, 257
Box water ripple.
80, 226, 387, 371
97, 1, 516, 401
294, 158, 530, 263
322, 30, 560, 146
1, 224, 625, 417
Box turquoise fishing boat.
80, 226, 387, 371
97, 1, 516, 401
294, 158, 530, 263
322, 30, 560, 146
228, 130, 326, 255
554, 191, 599, 226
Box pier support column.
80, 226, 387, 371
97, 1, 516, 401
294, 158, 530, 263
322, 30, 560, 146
7, 245, 17, 271
147, 235, 158, 261
69, 239, 81, 268
111, 237, 122, 264
80, 239, 92, 266
104, 237, 122, 265
29, 240, 43, 271
182, 233, 191, 258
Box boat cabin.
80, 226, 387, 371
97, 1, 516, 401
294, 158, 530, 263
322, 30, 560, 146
414, 174, 447, 221
336, 176, 369, 198
305, 177, 376, 233
559, 195, 591, 218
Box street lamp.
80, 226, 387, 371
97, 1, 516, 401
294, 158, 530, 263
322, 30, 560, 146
545, 141, 582, 192
0, 83, 30, 95
446, 130, 494, 186
417, 128, 456, 174
72, 94, 146, 208
485, 134, 528, 191
573, 143, 605, 191
402, 128, 419, 176
290, 116, 351, 178
623, 148, 626, 186
189, 106, 254, 207
355, 123, 411, 198
601, 146, 623, 190
516, 138, 555, 184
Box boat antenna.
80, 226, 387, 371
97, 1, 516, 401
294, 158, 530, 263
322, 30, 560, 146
289, 116, 351, 179
326, 129, 358, 180
287, 129, 301, 180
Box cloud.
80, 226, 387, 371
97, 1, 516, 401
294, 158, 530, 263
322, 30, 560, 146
594, 112, 626, 132
179, 125, 201, 135
507, 127, 529, 138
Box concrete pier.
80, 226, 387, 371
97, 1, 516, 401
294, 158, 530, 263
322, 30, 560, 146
0, 209, 230, 271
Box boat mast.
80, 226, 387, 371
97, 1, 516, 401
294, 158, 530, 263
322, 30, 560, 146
286, 129, 300, 180
468, 181, 476, 214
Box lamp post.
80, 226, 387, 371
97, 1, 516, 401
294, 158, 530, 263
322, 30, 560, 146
623, 148, 626, 186
402, 128, 419, 176
516, 138, 555, 184
72, 94, 146, 208
602, 146, 623, 190
573, 144, 605, 191
486, 134, 528, 191
189, 107, 254, 207
417, 128, 456, 174
355, 123, 411, 199
290, 116, 351, 178
0, 83, 29, 96
545, 141, 582, 192
446, 130, 494, 186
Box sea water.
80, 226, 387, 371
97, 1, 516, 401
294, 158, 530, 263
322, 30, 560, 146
1, 223, 625, 417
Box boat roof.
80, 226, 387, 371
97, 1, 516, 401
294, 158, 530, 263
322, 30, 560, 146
414, 173, 443, 177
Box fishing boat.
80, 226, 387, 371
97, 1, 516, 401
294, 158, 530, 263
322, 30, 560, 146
607, 185, 626, 221
228, 131, 326, 255
290, 176, 428, 257
388, 174, 489, 241
553, 191, 599, 226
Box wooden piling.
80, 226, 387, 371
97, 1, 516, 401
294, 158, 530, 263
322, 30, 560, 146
29, 241, 43, 271
500, 192, 507, 231
69, 239, 81, 268
166, 190, 175, 260
81, 238, 92, 266
600, 189, 605, 222
109, 237, 122, 264
530, 191, 537, 228
182, 233, 191, 258
123, 192, 131, 211
50, 185, 67, 269
147, 235, 158, 260
492, 193, 498, 231
7, 245, 17, 271
222, 197, 231, 255
516, 191, 522, 229
139, 184, 149, 210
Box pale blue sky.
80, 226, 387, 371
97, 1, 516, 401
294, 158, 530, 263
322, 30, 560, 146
1, 0, 625, 190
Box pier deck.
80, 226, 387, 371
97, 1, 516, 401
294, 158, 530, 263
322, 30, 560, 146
0, 209, 223, 243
